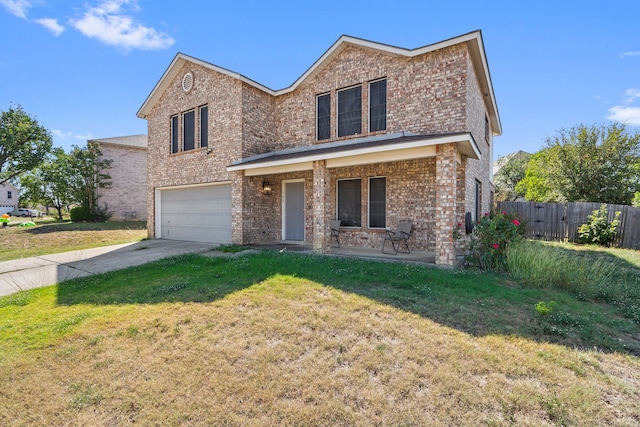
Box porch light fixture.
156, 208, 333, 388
262, 179, 272, 195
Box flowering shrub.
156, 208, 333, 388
577, 204, 620, 247
467, 211, 525, 271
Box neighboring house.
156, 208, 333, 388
0, 182, 18, 215
137, 30, 501, 265
89, 135, 148, 221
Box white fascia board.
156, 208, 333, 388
227, 134, 480, 174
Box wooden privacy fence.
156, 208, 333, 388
496, 201, 640, 250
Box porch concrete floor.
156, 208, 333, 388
249, 243, 464, 267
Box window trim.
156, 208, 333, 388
368, 78, 387, 133
337, 84, 362, 138
368, 176, 386, 229
336, 178, 362, 228
7, 190, 12, 199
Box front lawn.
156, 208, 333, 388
1, 250, 638, 425
0, 221, 147, 261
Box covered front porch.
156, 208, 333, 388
228, 132, 479, 266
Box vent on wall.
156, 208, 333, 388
182, 72, 194, 92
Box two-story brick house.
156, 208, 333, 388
137, 30, 501, 265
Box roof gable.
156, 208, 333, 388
137, 31, 501, 135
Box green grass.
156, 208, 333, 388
507, 240, 640, 324
0, 220, 147, 261
1, 250, 639, 425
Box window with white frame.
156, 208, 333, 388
337, 85, 362, 137
7, 190, 12, 199
337, 178, 361, 227
369, 79, 387, 132
368, 177, 386, 228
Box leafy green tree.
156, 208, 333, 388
518, 123, 640, 204
515, 150, 562, 202
19, 148, 74, 220
494, 151, 531, 201
0, 104, 53, 184
68, 142, 113, 221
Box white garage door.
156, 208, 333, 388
160, 184, 232, 244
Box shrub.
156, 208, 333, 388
70, 205, 91, 222
467, 211, 524, 271
577, 204, 620, 247
70, 203, 113, 223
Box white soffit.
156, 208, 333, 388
228, 134, 480, 176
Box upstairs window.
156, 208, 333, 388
171, 115, 179, 153
337, 178, 361, 227
316, 93, 331, 140
200, 105, 209, 148
369, 79, 387, 132
7, 190, 12, 199
337, 85, 362, 137
183, 110, 195, 151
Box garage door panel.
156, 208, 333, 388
160, 185, 232, 244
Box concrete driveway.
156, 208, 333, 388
0, 239, 216, 297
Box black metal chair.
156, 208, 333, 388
330, 219, 341, 247
382, 220, 413, 254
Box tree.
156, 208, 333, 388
515, 150, 562, 202
494, 151, 531, 201
0, 104, 53, 184
68, 142, 113, 221
518, 123, 640, 204
19, 148, 74, 220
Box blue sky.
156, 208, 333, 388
1, 0, 638, 160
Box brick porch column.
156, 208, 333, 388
312, 160, 330, 253
231, 171, 245, 245
435, 143, 457, 265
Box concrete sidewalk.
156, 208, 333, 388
0, 240, 216, 297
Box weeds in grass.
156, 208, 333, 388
0, 251, 639, 425
507, 240, 640, 323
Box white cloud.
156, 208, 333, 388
623, 88, 640, 104
0, 0, 31, 18
620, 51, 640, 58
607, 88, 640, 126
35, 18, 64, 36
70, 0, 174, 51
607, 106, 640, 126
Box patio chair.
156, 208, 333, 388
382, 220, 413, 254
330, 219, 341, 247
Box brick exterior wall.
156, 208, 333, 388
143, 36, 497, 264
97, 144, 147, 221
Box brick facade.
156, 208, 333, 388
138, 32, 500, 265
92, 136, 148, 221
